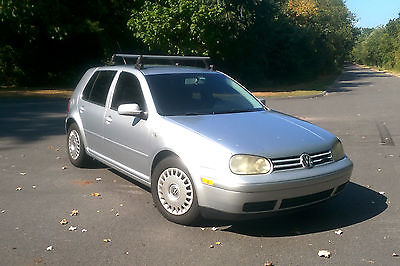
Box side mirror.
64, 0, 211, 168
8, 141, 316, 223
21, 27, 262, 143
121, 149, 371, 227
118, 104, 148, 119
258, 98, 266, 105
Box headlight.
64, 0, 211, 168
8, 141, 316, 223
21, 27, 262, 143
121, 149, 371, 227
230, 155, 272, 175
331, 140, 345, 161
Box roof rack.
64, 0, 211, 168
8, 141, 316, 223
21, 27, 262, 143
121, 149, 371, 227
110, 54, 213, 70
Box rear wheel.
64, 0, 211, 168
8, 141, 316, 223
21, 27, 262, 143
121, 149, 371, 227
67, 123, 90, 167
151, 156, 200, 225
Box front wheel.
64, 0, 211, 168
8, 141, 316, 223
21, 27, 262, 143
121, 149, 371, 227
67, 123, 90, 167
151, 156, 200, 225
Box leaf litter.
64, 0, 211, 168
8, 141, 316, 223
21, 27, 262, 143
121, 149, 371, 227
70, 209, 79, 216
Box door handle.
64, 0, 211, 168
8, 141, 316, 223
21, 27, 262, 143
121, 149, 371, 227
105, 116, 113, 124
79, 106, 85, 113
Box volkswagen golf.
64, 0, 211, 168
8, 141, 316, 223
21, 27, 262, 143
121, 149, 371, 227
65, 54, 353, 225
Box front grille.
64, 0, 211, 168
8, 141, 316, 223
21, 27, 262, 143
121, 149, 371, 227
280, 188, 334, 209
272, 151, 333, 172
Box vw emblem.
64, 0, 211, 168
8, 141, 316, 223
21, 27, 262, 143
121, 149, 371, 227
300, 153, 314, 169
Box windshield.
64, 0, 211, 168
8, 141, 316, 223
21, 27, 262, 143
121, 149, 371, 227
145, 73, 264, 116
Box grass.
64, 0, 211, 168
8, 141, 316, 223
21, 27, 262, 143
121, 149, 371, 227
356, 64, 400, 77
0, 72, 340, 99
0, 86, 73, 98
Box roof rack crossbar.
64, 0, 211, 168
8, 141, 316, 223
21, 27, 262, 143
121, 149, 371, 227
111, 54, 211, 69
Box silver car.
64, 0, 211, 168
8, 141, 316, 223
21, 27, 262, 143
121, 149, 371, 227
65, 54, 353, 225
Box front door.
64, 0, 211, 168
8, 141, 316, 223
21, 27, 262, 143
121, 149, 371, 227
103, 71, 151, 182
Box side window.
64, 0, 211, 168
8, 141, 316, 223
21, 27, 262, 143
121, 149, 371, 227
111, 72, 146, 110
81, 72, 98, 101
82, 70, 116, 106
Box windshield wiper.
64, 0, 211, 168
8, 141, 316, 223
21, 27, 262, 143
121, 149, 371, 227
213, 109, 260, 114
184, 112, 208, 116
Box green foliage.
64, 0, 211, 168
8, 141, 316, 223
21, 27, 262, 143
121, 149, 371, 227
129, 0, 356, 86
0, 45, 24, 85
0, 0, 356, 87
353, 16, 400, 71
128, 0, 227, 55
0, 0, 139, 86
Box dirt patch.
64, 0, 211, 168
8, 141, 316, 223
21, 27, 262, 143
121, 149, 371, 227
71, 180, 94, 186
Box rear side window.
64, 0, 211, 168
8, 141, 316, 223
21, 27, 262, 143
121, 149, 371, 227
82, 70, 116, 106
111, 72, 146, 110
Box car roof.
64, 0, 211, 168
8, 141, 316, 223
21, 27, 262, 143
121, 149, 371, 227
96, 65, 215, 76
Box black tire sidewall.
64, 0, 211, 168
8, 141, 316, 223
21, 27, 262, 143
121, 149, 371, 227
151, 156, 200, 225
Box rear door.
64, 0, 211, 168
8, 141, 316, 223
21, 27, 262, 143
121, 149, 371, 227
103, 71, 151, 181
79, 70, 117, 155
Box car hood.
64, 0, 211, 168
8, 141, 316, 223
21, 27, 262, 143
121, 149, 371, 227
165, 110, 337, 158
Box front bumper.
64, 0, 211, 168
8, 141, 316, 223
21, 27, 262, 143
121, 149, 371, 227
196, 157, 353, 217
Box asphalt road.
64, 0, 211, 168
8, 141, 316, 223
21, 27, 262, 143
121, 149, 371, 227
0, 64, 399, 265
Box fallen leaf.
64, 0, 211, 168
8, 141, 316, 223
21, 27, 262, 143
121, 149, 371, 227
103, 239, 111, 243
81, 229, 87, 233
46, 246, 53, 251
91, 192, 101, 197
16, 187, 22, 191
20, 172, 26, 176
34, 258, 43, 264
59, 219, 68, 225
70, 209, 79, 216
61, 166, 68, 170
318, 250, 331, 258
335, 229, 343, 235
68, 226, 77, 231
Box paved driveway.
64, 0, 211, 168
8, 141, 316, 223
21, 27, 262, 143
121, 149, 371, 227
0, 65, 399, 265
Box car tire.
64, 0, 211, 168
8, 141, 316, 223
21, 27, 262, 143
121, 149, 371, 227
151, 156, 200, 225
67, 123, 90, 167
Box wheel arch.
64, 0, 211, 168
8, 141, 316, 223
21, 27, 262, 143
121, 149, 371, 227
151, 150, 179, 178
65, 117, 76, 133
65, 117, 89, 154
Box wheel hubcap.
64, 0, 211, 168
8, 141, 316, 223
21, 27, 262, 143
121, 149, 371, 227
157, 168, 193, 215
68, 130, 80, 160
